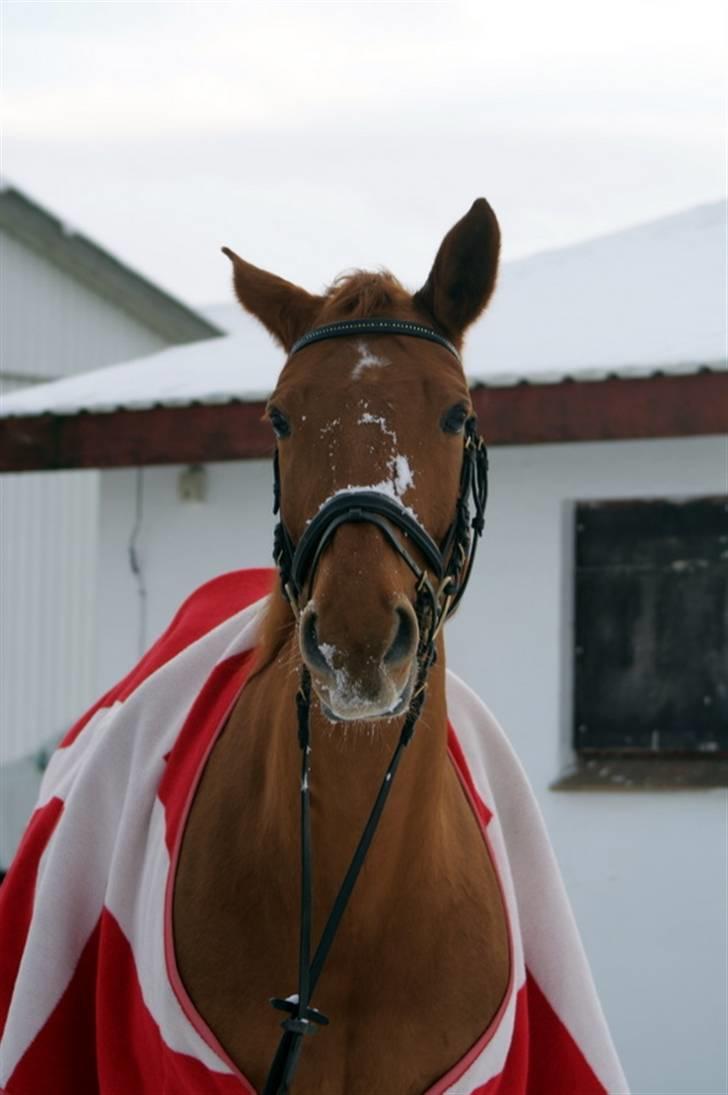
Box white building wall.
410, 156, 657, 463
97, 435, 727, 1095
0, 230, 167, 389
95, 463, 275, 693
0, 229, 168, 763
0, 471, 98, 759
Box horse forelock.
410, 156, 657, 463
317, 269, 412, 323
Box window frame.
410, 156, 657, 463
552, 493, 728, 791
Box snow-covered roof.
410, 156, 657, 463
0, 183, 223, 347
467, 199, 726, 384
2, 201, 724, 419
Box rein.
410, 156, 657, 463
263, 318, 488, 1094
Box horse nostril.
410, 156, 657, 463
384, 605, 418, 667
300, 609, 331, 676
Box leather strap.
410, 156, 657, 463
289, 317, 460, 362
292, 491, 444, 594
261, 323, 488, 1093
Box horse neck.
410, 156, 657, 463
243, 601, 451, 905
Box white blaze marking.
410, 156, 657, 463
352, 341, 389, 380
358, 411, 397, 445
392, 454, 414, 495
306, 405, 416, 530
355, 410, 414, 502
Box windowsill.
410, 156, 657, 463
551, 754, 728, 791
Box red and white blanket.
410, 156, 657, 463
0, 569, 628, 1094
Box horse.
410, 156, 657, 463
173, 198, 509, 1093
0, 199, 627, 1095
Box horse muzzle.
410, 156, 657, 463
299, 599, 419, 722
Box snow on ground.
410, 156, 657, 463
2, 201, 724, 418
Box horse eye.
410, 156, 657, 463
441, 403, 469, 434
268, 407, 291, 439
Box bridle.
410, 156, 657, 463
273, 318, 488, 646
263, 317, 489, 1094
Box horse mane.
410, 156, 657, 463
317, 269, 411, 322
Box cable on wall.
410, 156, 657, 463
128, 468, 148, 658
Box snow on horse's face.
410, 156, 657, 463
271, 328, 470, 722
223, 199, 500, 721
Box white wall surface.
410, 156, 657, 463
0, 230, 168, 763
95, 462, 276, 693
0, 470, 98, 763
97, 436, 727, 1095
0, 229, 167, 389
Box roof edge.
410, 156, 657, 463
1, 358, 723, 422
0, 186, 224, 345
1, 372, 725, 471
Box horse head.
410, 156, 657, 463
223, 199, 499, 722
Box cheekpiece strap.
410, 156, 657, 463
289, 318, 461, 362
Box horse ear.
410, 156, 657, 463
221, 248, 324, 351
413, 198, 501, 343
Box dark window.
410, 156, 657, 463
574, 496, 728, 756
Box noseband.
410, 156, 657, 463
263, 318, 489, 1094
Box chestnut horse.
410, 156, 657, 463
173, 199, 509, 1094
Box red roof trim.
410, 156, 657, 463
0, 371, 725, 471
471, 370, 726, 445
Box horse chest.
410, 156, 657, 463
174, 755, 510, 1094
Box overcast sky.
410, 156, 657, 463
2, 0, 725, 308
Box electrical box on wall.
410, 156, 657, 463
178, 464, 207, 503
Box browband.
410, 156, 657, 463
289, 318, 461, 362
